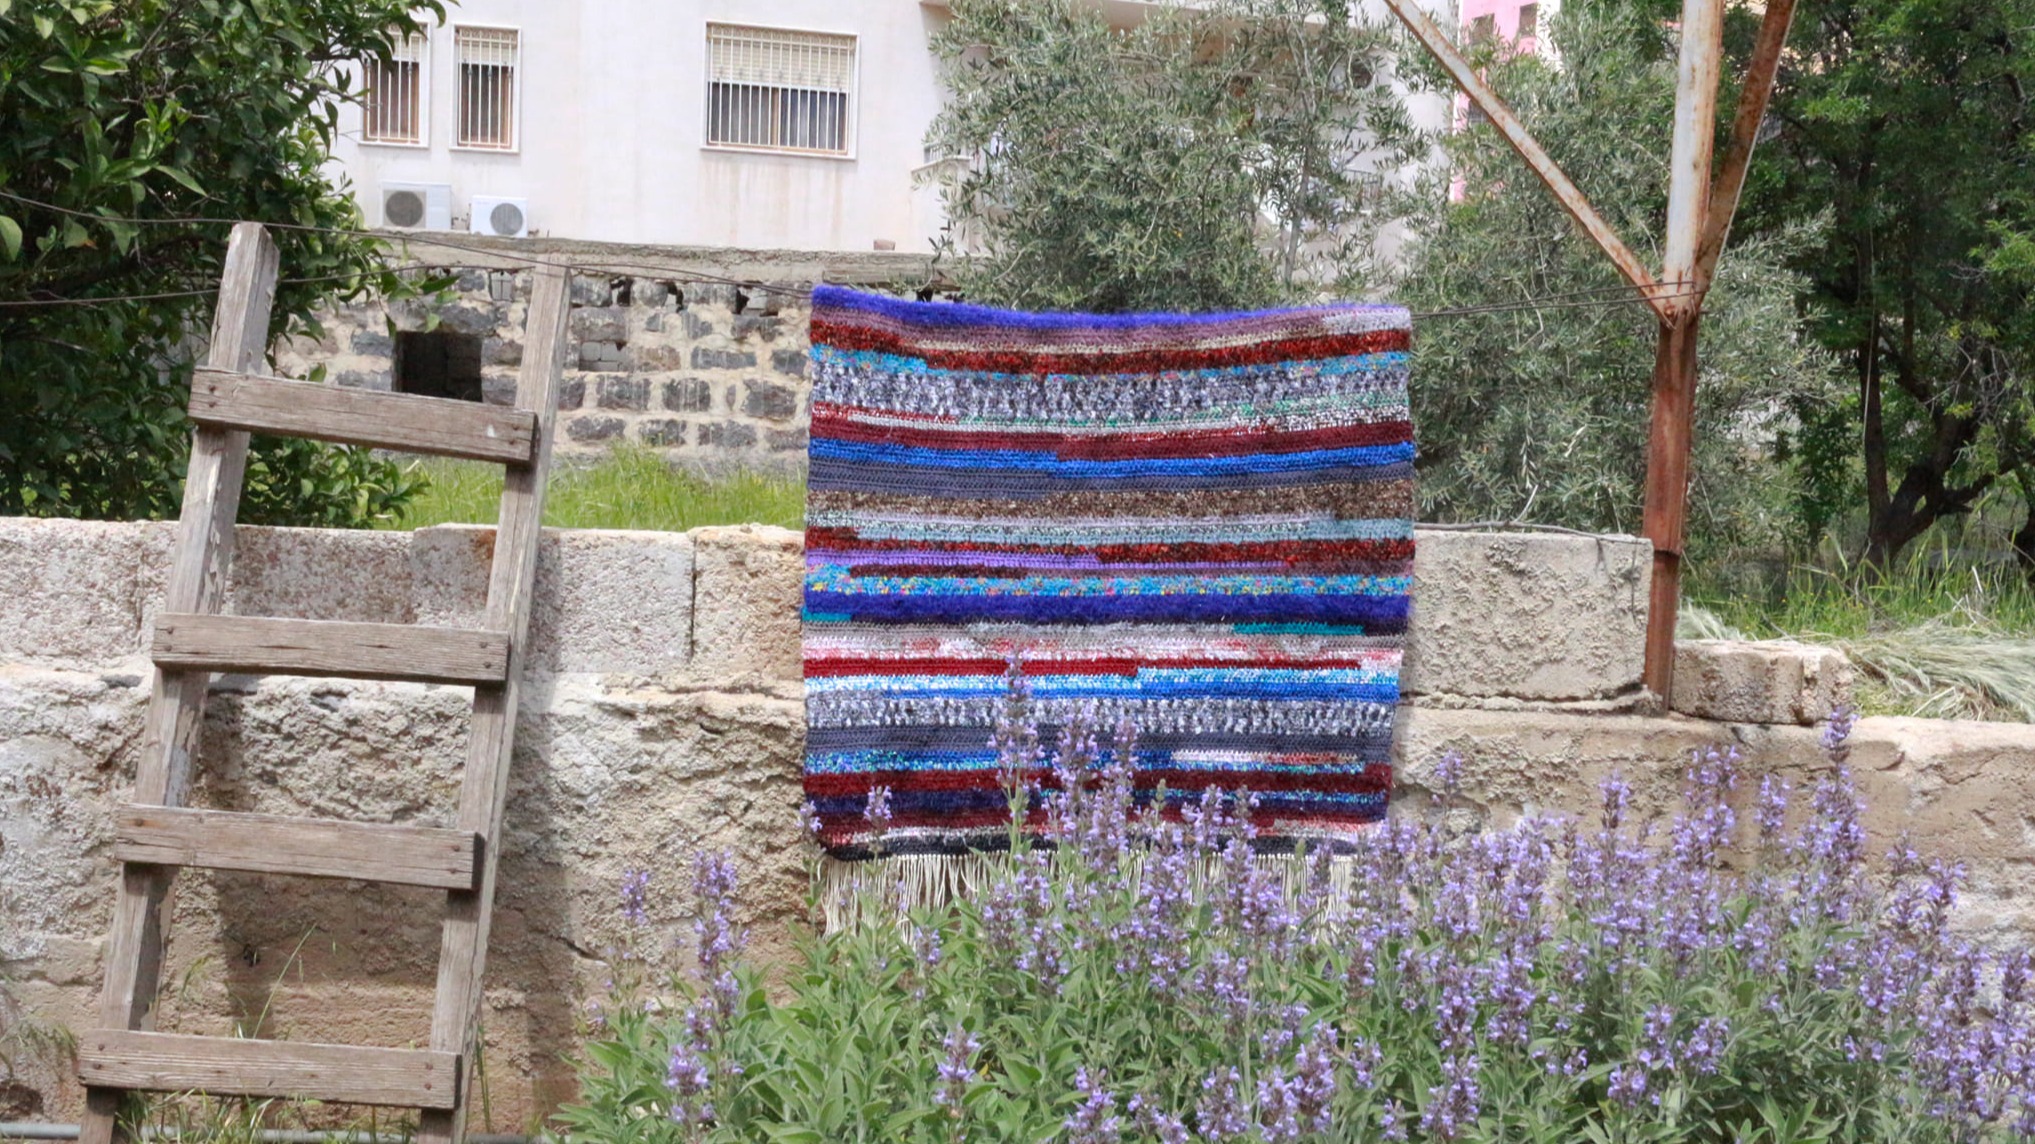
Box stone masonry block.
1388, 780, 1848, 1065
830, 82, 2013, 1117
0, 518, 170, 666
350, 329, 394, 358
770, 349, 808, 378
567, 415, 626, 443
529, 529, 695, 674
732, 314, 782, 340
765, 427, 809, 453
742, 378, 799, 421
1670, 639, 1854, 726
662, 378, 713, 412
631, 344, 685, 371
570, 277, 612, 307
570, 307, 627, 344
638, 419, 686, 447
558, 377, 585, 411
579, 341, 624, 370
680, 311, 715, 339
227, 528, 414, 625
595, 375, 650, 411
686, 525, 803, 683
1401, 530, 1651, 701
408, 524, 492, 629
484, 336, 522, 366
482, 374, 519, 406
692, 347, 756, 371
697, 421, 759, 449
411, 524, 694, 674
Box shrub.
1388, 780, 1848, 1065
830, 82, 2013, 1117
560, 696, 2035, 1142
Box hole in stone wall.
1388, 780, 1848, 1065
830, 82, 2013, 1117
733, 286, 750, 314
670, 283, 686, 310
612, 277, 633, 306
393, 329, 485, 402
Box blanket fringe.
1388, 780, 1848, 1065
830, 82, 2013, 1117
816, 851, 1359, 933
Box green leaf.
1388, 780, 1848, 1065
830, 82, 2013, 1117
155, 164, 204, 195
0, 215, 20, 261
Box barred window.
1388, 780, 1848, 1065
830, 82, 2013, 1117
706, 24, 856, 155
364, 32, 427, 145
456, 26, 519, 150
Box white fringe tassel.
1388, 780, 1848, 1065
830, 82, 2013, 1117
816, 851, 1360, 933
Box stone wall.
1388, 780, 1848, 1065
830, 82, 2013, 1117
273, 237, 938, 470
3, 517, 2033, 1131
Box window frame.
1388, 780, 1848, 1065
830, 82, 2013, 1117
450, 22, 524, 154
701, 22, 861, 162
360, 29, 431, 149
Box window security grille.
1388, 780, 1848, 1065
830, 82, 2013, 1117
456, 27, 519, 150
706, 25, 855, 155
364, 32, 426, 145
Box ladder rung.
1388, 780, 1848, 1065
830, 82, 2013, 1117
153, 615, 509, 685
79, 1030, 460, 1108
189, 367, 538, 465
115, 806, 481, 890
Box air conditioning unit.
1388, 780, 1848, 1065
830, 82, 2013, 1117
379, 182, 452, 231
469, 195, 530, 238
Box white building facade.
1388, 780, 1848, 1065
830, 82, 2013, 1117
331, 0, 956, 253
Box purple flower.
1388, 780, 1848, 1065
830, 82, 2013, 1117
1063, 1068, 1122, 1144
1421, 1054, 1480, 1140
1822, 703, 1858, 761
1195, 1068, 1249, 1140
864, 784, 895, 841
619, 868, 651, 928
690, 851, 744, 1025
933, 1025, 979, 1108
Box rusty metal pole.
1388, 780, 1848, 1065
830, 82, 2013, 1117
1639, 0, 1726, 700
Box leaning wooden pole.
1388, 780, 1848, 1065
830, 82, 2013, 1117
1379, 0, 1676, 322
1696, 0, 1799, 290
1639, 0, 1727, 698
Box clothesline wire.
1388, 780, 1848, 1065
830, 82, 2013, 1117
0, 263, 440, 308
0, 189, 1696, 320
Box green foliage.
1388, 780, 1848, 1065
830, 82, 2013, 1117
385, 447, 807, 532
0, 0, 442, 525
927, 0, 1408, 312
1367, 1, 1842, 555
1742, 0, 2035, 565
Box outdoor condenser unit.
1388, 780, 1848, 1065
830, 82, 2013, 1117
469, 195, 531, 238
379, 182, 453, 231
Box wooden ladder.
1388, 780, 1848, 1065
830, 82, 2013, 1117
76, 223, 570, 1144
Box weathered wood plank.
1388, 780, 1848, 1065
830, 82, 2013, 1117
85, 222, 278, 1144
188, 368, 537, 465
152, 614, 508, 685
417, 264, 571, 1144
1378, 0, 1676, 322
115, 806, 480, 890
79, 1031, 460, 1109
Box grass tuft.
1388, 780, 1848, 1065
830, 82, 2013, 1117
1685, 540, 2035, 722
383, 446, 805, 533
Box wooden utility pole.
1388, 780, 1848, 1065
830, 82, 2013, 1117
1638, 0, 1726, 696
1381, 0, 1797, 700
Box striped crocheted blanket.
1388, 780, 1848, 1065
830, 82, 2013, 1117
802, 286, 1414, 860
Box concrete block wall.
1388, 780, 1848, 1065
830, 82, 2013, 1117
3, 517, 2032, 1129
